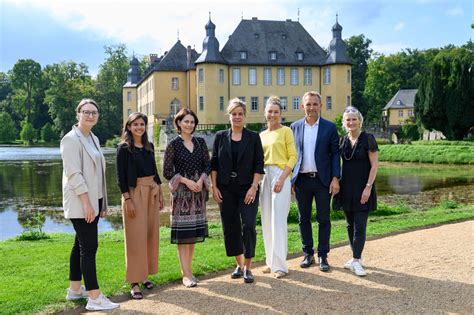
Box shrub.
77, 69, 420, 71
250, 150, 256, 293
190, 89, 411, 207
105, 136, 121, 148
439, 199, 459, 209
16, 211, 50, 241
20, 120, 35, 145
0, 112, 18, 142
40, 122, 57, 142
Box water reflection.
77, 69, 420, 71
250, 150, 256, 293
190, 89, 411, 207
0, 147, 473, 240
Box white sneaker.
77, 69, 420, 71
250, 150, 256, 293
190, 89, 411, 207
66, 285, 88, 300
344, 258, 364, 269
350, 261, 367, 277
85, 294, 119, 311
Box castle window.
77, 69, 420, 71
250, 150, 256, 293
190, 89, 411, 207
232, 68, 241, 85
347, 96, 351, 106
277, 68, 285, 85
399, 110, 403, 117
290, 68, 298, 85
171, 77, 179, 90
263, 96, 269, 107
296, 52, 304, 60
248, 68, 257, 85
127, 91, 132, 101
240, 51, 247, 60
198, 68, 204, 83
347, 69, 351, 84
326, 96, 332, 110
199, 96, 204, 111
219, 96, 225, 111
269, 51, 277, 60
127, 108, 132, 116
408, 110, 414, 117
293, 97, 300, 110
263, 68, 272, 85
323, 67, 331, 84
219, 69, 224, 83
251, 97, 259, 112
280, 97, 288, 111
238, 96, 246, 103
304, 68, 312, 85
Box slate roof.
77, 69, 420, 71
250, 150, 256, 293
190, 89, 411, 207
155, 40, 198, 71
195, 18, 227, 64
220, 18, 327, 66
325, 20, 351, 65
383, 89, 418, 110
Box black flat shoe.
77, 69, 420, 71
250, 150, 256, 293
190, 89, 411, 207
130, 283, 143, 300
319, 257, 330, 272
300, 254, 315, 268
231, 266, 243, 279
243, 269, 254, 283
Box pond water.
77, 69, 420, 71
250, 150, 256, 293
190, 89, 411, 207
0, 146, 473, 240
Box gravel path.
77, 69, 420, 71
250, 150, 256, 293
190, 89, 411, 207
72, 221, 474, 314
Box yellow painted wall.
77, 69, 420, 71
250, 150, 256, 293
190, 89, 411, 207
320, 64, 351, 121
187, 69, 197, 112
122, 87, 137, 125
196, 64, 228, 124
388, 108, 415, 125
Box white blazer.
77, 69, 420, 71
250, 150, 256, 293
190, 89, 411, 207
60, 125, 108, 219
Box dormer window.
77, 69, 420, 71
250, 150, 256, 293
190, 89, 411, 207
296, 52, 304, 60
240, 51, 247, 60
269, 51, 277, 60
397, 100, 401, 105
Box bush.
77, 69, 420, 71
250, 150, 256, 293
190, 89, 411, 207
105, 136, 121, 148
397, 124, 420, 142
439, 199, 459, 209
40, 123, 57, 142
0, 112, 18, 142
16, 211, 50, 241
375, 138, 391, 145
245, 123, 266, 132
333, 114, 344, 137
20, 120, 36, 145
212, 124, 230, 132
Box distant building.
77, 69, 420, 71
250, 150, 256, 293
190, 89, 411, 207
123, 16, 352, 129
382, 89, 418, 132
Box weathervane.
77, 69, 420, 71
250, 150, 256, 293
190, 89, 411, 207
298, 8, 300, 21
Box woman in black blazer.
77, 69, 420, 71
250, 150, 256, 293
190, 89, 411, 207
211, 98, 264, 284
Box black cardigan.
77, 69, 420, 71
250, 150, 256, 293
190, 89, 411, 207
116, 142, 162, 194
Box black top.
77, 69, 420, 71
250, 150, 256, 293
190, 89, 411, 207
163, 136, 211, 181
211, 128, 265, 187
116, 142, 162, 194
339, 132, 378, 212
231, 140, 240, 172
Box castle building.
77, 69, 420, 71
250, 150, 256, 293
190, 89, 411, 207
123, 16, 352, 128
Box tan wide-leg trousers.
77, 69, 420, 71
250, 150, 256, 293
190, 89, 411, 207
123, 176, 160, 283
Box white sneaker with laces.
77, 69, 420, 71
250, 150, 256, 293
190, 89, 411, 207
344, 258, 364, 269
66, 285, 88, 300
350, 261, 367, 277
85, 294, 119, 311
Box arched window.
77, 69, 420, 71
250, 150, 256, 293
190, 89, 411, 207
170, 98, 181, 115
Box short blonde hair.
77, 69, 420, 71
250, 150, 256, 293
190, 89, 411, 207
302, 91, 322, 104
265, 96, 282, 111
227, 98, 247, 116
342, 106, 364, 132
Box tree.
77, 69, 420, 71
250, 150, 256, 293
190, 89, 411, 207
10, 59, 43, 123
416, 47, 474, 139
0, 112, 18, 142
41, 122, 57, 142
43, 61, 95, 137
0, 72, 12, 101
95, 44, 130, 143
20, 120, 36, 144
345, 35, 372, 116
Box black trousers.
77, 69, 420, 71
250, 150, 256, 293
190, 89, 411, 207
344, 211, 369, 259
294, 174, 331, 257
69, 199, 102, 291
218, 180, 258, 259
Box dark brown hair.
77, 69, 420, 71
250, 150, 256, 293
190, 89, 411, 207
120, 112, 152, 152
174, 108, 199, 134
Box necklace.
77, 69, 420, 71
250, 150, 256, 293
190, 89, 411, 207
343, 136, 358, 160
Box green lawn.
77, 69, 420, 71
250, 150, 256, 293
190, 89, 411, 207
379, 143, 474, 164
0, 203, 473, 314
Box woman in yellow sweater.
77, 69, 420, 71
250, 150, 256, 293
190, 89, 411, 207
259, 96, 297, 278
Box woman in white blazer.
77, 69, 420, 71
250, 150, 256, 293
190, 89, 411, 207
61, 99, 119, 311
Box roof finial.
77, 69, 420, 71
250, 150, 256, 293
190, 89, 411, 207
177, 29, 179, 40
209, 11, 211, 20
241, 11, 243, 20
336, 13, 338, 23
298, 8, 300, 22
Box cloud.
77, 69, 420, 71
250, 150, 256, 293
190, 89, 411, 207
446, 6, 463, 16
394, 21, 405, 31
372, 42, 408, 55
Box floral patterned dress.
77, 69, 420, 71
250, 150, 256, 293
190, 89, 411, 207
163, 136, 210, 244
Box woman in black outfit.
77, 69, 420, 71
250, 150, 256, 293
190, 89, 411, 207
211, 98, 264, 284
338, 106, 378, 277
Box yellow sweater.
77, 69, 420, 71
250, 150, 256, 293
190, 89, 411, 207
260, 126, 297, 170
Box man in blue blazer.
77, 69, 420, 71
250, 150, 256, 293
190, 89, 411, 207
291, 91, 340, 271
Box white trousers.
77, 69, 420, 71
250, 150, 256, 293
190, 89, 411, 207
260, 165, 291, 273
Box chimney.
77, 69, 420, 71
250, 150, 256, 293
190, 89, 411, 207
150, 53, 158, 63
187, 45, 192, 65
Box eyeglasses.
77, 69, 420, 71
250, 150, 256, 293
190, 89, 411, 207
344, 106, 359, 113
81, 110, 99, 117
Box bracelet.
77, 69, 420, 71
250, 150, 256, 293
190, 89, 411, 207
125, 197, 131, 201
365, 183, 372, 188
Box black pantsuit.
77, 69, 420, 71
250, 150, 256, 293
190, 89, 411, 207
294, 174, 331, 257
219, 180, 259, 258
69, 199, 102, 291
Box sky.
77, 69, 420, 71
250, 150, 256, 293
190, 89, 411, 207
1, 0, 472, 76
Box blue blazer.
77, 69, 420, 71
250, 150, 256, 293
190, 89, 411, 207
290, 117, 341, 187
